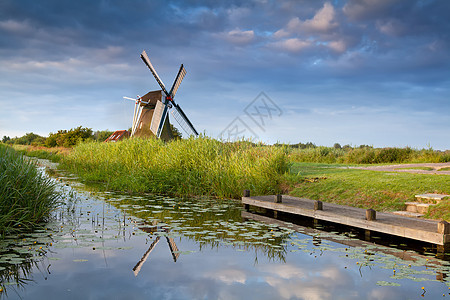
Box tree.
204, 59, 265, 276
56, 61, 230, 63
333, 143, 342, 149
93, 130, 114, 142
45, 126, 93, 147
2, 136, 10, 143
8, 132, 45, 145
170, 124, 183, 140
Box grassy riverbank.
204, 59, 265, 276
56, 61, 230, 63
60, 137, 290, 199
289, 163, 450, 213
0, 145, 60, 236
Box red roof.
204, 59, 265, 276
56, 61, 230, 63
104, 130, 130, 142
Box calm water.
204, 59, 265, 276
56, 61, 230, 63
1, 163, 450, 299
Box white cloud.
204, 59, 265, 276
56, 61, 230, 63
273, 28, 290, 39
271, 38, 311, 53
223, 29, 255, 45
277, 2, 338, 36
328, 40, 347, 53
301, 2, 338, 33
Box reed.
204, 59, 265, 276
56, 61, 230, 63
0, 144, 60, 236
60, 137, 290, 199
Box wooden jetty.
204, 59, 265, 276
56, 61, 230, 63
242, 191, 450, 251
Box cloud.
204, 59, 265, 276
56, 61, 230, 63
376, 18, 406, 36
343, 0, 399, 21
222, 28, 255, 45
328, 40, 347, 53
301, 2, 338, 33
270, 38, 311, 53
276, 2, 338, 35
0, 19, 32, 34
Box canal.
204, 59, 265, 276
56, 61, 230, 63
1, 160, 450, 299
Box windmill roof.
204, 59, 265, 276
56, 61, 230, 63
140, 90, 163, 107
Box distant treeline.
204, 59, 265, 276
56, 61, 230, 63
2, 125, 183, 148
286, 145, 450, 164
2, 126, 114, 148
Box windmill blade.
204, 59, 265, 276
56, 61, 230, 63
140, 50, 169, 96
166, 237, 180, 262
170, 103, 199, 137
132, 236, 160, 277
132, 105, 143, 136
150, 100, 170, 138
169, 64, 186, 98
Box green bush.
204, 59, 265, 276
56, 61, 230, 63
0, 144, 60, 236
46, 126, 93, 147
6, 133, 46, 146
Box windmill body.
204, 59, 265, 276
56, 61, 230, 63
124, 50, 199, 141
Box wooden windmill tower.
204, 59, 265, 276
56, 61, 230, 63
124, 50, 199, 141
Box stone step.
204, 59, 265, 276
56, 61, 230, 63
405, 202, 435, 214
415, 193, 449, 204
392, 211, 424, 218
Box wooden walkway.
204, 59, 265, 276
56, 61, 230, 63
242, 194, 450, 249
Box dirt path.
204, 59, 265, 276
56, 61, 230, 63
352, 162, 450, 175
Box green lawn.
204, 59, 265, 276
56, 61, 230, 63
288, 163, 450, 214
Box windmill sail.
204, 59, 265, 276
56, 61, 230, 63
170, 104, 199, 136
150, 100, 168, 137
140, 50, 168, 95
169, 64, 186, 98
132, 236, 160, 277
166, 237, 180, 262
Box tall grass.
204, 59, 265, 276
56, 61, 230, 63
289, 146, 450, 164
60, 137, 290, 199
0, 144, 60, 236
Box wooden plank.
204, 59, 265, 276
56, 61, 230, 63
242, 195, 448, 246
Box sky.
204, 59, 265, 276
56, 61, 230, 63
0, 0, 449, 149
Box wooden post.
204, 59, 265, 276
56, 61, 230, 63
437, 220, 449, 234
274, 194, 282, 203
273, 210, 278, 219
366, 209, 376, 221
437, 221, 450, 253
243, 190, 250, 211
314, 200, 323, 211
365, 230, 371, 241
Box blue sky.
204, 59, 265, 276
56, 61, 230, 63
0, 0, 449, 149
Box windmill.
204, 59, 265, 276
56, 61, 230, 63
124, 50, 199, 141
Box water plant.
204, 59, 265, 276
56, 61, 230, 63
0, 144, 60, 236
60, 137, 290, 199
